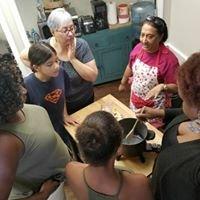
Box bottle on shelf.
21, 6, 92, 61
131, 1, 156, 26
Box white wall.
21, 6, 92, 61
0, 25, 9, 54
70, 0, 147, 16
4, 0, 199, 63
0, 0, 31, 75
0, 0, 154, 76
15, 0, 39, 33
164, 0, 200, 61
14, 0, 154, 33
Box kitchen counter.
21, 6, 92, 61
65, 94, 163, 176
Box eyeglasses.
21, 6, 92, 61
57, 25, 76, 35
145, 16, 164, 28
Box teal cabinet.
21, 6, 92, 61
82, 24, 138, 85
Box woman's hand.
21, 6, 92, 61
119, 66, 132, 92
64, 115, 79, 126
145, 84, 165, 100
135, 107, 165, 121
118, 83, 127, 92
39, 179, 60, 199
67, 40, 76, 61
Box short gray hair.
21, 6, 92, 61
47, 8, 72, 32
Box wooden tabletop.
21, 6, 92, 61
65, 94, 163, 176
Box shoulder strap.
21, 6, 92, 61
83, 168, 124, 199
164, 114, 188, 133
83, 167, 89, 187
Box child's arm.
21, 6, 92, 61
20, 47, 31, 68
63, 100, 79, 126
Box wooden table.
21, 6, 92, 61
65, 94, 163, 176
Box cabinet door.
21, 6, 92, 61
82, 35, 105, 84
99, 42, 130, 83
82, 24, 137, 85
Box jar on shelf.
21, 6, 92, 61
43, 0, 64, 10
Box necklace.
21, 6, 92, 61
188, 119, 200, 133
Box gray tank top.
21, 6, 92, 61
0, 104, 70, 199
83, 168, 123, 200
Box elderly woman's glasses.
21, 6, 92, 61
57, 25, 76, 35
145, 16, 164, 27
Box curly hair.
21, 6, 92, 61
178, 52, 200, 109
76, 111, 123, 166
0, 53, 24, 124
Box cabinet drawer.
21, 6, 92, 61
82, 30, 110, 49
110, 26, 135, 44
111, 32, 133, 44
82, 25, 135, 50
85, 36, 109, 49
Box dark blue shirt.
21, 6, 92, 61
24, 67, 69, 134
44, 38, 95, 114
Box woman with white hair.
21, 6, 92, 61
21, 8, 98, 114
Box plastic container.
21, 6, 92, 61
131, 1, 155, 25
118, 3, 129, 24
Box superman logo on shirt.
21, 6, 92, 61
45, 89, 62, 104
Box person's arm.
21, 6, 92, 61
0, 132, 24, 199
128, 173, 153, 200
146, 51, 179, 99
145, 83, 178, 100
118, 64, 132, 92
136, 107, 183, 124
20, 47, 31, 68
67, 41, 98, 82
22, 180, 60, 200
0, 131, 61, 200
65, 161, 88, 200
63, 99, 79, 126
135, 106, 165, 122
70, 58, 98, 82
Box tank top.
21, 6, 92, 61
0, 104, 70, 199
83, 168, 123, 200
